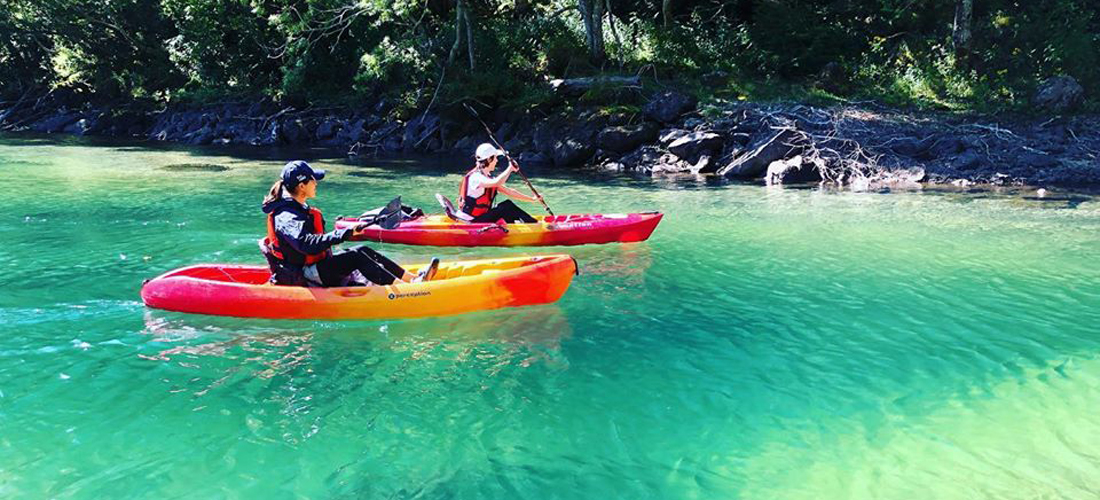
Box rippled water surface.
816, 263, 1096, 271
2, 135, 1099, 499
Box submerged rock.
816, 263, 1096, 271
160, 163, 231, 172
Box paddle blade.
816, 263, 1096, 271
376, 196, 403, 229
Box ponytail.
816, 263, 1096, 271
263, 180, 289, 205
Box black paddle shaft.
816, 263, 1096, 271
463, 103, 554, 216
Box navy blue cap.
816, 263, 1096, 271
281, 160, 325, 188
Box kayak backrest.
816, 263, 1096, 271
436, 193, 473, 222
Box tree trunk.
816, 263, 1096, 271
577, 0, 605, 62
952, 0, 972, 66
464, 3, 475, 70
606, 0, 623, 58
662, 0, 673, 27
447, 0, 474, 70
447, 0, 463, 66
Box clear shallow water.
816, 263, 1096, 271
1, 135, 1099, 499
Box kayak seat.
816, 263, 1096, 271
436, 193, 474, 223
257, 238, 281, 282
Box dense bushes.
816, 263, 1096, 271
1, 0, 1096, 111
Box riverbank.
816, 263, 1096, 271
3, 84, 1098, 189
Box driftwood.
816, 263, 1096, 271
549, 76, 641, 97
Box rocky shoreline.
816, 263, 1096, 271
2, 82, 1098, 189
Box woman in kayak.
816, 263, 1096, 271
459, 143, 542, 223
261, 160, 438, 287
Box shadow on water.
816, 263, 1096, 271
921, 184, 1095, 209
139, 304, 573, 380
1018, 195, 1091, 209
160, 163, 231, 172
6, 131, 1098, 201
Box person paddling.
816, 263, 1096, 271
261, 160, 438, 287
459, 143, 542, 223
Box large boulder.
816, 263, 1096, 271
453, 134, 480, 153
315, 118, 343, 140
668, 131, 724, 161
551, 137, 596, 166
658, 128, 690, 146
889, 137, 929, 157
534, 118, 601, 166
32, 112, 81, 133
596, 123, 658, 153
381, 133, 403, 152
516, 151, 550, 166
370, 121, 402, 147
64, 115, 102, 136
1018, 150, 1059, 169
219, 119, 256, 144
251, 122, 283, 146
186, 126, 216, 145
717, 129, 801, 178
403, 113, 440, 151
282, 119, 308, 144
765, 155, 822, 186
1032, 161, 1100, 187
617, 145, 664, 172
503, 134, 532, 154
951, 149, 984, 171
925, 136, 965, 159
643, 91, 696, 123
339, 118, 369, 144
1032, 76, 1084, 113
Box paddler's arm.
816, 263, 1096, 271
497, 185, 540, 203
275, 211, 351, 255
479, 163, 518, 188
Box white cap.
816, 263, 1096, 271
475, 143, 504, 161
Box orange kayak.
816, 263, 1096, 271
140, 255, 577, 320
336, 212, 663, 247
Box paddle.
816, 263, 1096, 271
462, 103, 555, 216
354, 196, 404, 232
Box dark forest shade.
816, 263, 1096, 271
1, 0, 1097, 111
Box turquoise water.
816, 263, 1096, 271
2, 135, 1099, 499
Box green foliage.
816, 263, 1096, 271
160, 0, 282, 94
0, 0, 1097, 111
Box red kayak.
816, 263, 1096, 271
141, 255, 577, 320
336, 212, 663, 247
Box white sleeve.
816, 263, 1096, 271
467, 172, 489, 197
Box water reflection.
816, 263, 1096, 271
379, 306, 573, 371
570, 244, 653, 296
140, 305, 574, 381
